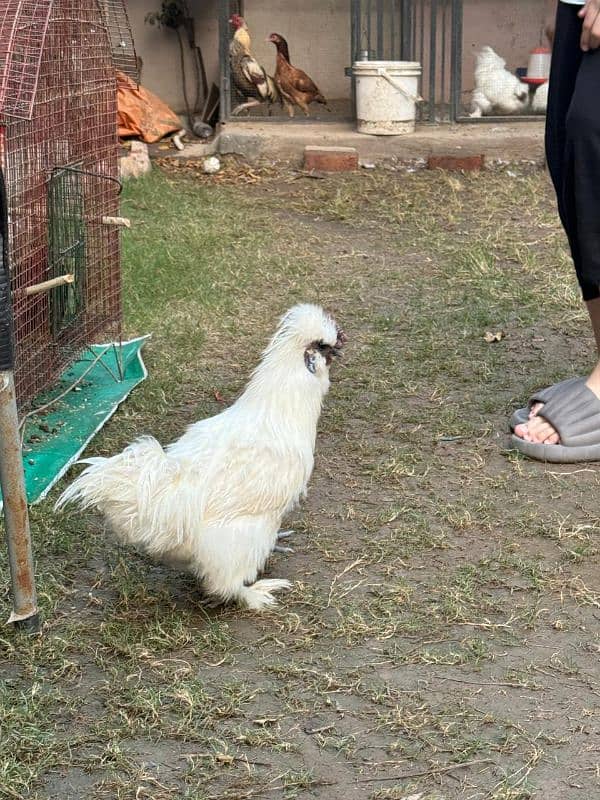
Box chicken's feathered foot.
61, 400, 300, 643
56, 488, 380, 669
273, 529, 294, 554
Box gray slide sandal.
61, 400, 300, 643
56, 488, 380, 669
509, 377, 584, 431
511, 379, 600, 462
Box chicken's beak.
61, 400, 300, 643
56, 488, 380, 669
334, 327, 348, 351
329, 329, 347, 361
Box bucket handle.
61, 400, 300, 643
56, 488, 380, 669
377, 68, 424, 104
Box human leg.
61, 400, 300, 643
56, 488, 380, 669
514, 6, 600, 449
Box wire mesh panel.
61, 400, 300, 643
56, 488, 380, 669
0, 0, 121, 409
48, 167, 86, 338
452, 0, 549, 121
98, 0, 139, 81
220, 0, 352, 122
0, 0, 53, 121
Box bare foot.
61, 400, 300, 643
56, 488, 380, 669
514, 411, 560, 444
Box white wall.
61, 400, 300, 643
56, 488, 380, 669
126, 0, 351, 115
126, 0, 220, 116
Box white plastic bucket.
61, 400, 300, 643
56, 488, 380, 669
353, 60, 422, 135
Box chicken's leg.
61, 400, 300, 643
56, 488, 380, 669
273, 529, 294, 554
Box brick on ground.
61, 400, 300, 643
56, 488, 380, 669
304, 146, 359, 172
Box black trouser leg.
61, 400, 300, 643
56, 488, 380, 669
545, 2, 600, 301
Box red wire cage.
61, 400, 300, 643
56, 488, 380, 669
0, 0, 136, 410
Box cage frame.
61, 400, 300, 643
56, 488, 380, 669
0, 0, 136, 411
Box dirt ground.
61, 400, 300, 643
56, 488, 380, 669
1, 159, 599, 800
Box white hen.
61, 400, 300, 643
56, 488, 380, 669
469, 46, 529, 118
55, 304, 345, 610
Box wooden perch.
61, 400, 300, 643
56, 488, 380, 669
25, 274, 74, 296
102, 215, 131, 228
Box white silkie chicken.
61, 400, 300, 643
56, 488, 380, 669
55, 304, 345, 610
469, 46, 529, 118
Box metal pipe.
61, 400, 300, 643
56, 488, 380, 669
429, 0, 438, 123
350, 0, 361, 119
450, 0, 463, 122
0, 149, 39, 632
402, 0, 412, 61
441, 0, 447, 118
0, 371, 39, 629
218, 0, 230, 122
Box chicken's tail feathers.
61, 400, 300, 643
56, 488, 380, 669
264, 74, 280, 104
315, 94, 332, 111
54, 436, 167, 514
54, 457, 108, 512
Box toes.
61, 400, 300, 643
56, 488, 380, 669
514, 417, 561, 445
529, 402, 543, 419
530, 421, 556, 444
514, 422, 532, 441
543, 432, 560, 445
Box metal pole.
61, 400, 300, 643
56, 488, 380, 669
376, 0, 384, 59
429, 0, 438, 123
0, 371, 39, 630
450, 0, 463, 122
0, 152, 39, 632
350, 0, 361, 119
218, 0, 230, 123
441, 0, 447, 118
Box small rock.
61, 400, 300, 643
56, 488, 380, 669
203, 156, 221, 174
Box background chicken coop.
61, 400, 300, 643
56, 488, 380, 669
218, 0, 457, 124
0, 0, 136, 410
219, 0, 455, 123
218, 0, 549, 124
452, 0, 549, 121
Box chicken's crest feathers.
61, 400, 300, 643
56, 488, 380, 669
270, 303, 339, 354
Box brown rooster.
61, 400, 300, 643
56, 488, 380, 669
267, 33, 330, 117
229, 15, 279, 116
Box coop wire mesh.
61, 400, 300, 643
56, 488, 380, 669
98, 0, 139, 81
452, 0, 549, 121
0, 0, 123, 409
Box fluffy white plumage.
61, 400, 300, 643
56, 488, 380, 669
531, 82, 548, 114
55, 304, 345, 610
469, 46, 529, 118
